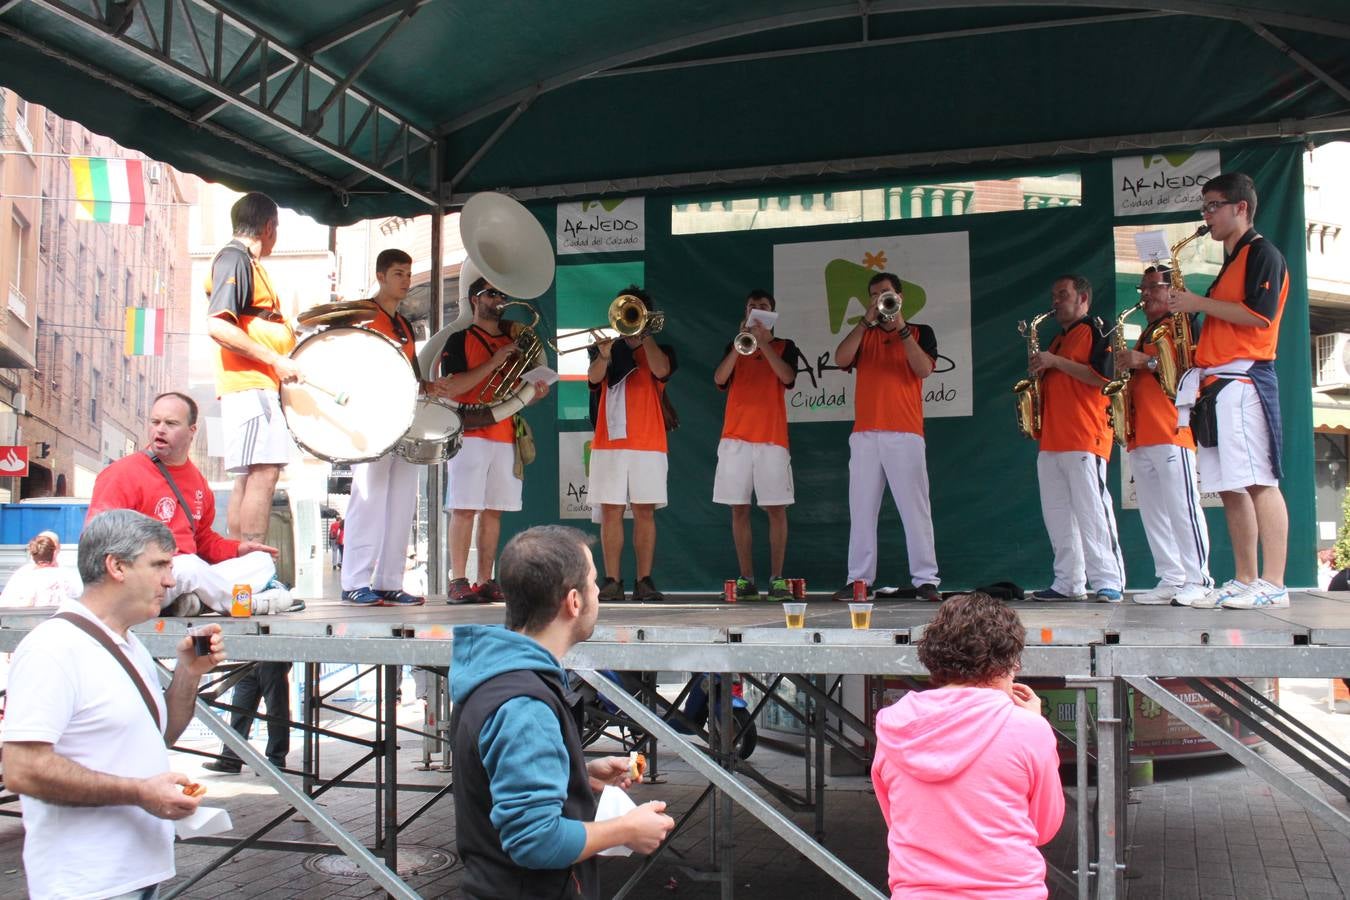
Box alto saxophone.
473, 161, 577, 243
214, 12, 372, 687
1013, 311, 1054, 440
1145, 224, 1209, 398
1102, 300, 1144, 447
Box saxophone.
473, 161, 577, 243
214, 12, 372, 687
1145, 224, 1209, 398
1013, 311, 1054, 440
1102, 301, 1144, 447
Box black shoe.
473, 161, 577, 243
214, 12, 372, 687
632, 576, 665, 602
916, 583, 942, 602
598, 578, 625, 602
203, 759, 242, 774
831, 582, 872, 602
268, 757, 287, 769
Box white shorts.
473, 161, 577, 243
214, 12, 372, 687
445, 437, 522, 511
222, 389, 293, 474
589, 449, 668, 507
712, 439, 794, 506
1196, 379, 1278, 494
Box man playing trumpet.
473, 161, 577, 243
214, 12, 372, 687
438, 274, 549, 605
712, 290, 803, 601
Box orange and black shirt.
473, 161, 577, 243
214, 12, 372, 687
588, 341, 678, 453
1040, 317, 1112, 458
719, 337, 801, 449
844, 324, 937, 436
206, 239, 295, 395
439, 325, 517, 443
1127, 321, 1196, 452
364, 303, 418, 369
1194, 228, 1287, 368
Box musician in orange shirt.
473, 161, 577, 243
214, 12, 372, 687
712, 290, 803, 601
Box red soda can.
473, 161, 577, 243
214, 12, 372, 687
792, 578, 806, 599
852, 580, 867, 602
723, 579, 738, 603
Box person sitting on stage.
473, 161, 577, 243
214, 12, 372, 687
872, 592, 1064, 899
1113, 265, 1212, 606
712, 289, 802, 601
438, 274, 549, 605
1028, 275, 1126, 602
450, 525, 675, 898
0, 530, 82, 608
1166, 173, 1291, 610
87, 391, 297, 615
832, 271, 941, 602
339, 248, 426, 607
587, 286, 677, 602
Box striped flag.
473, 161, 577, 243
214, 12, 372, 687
125, 307, 165, 356
71, 157, 146, 226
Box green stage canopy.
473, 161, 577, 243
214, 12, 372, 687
2, 1, 1349, 224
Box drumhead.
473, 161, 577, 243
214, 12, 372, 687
408, 398, 464, 441
280, 327, 418, 463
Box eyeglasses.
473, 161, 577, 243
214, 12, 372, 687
1136, 283, 1167, 294
474, 288, 507, 300
1200, 199, 1236, 215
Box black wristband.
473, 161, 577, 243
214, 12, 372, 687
898, 325, 913, 340
862, 318, 878, 329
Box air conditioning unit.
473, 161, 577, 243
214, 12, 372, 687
1315, 332, 1350, 388
146, 162, 163, 184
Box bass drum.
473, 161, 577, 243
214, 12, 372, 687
280, 327, 418, 463
397, 398, 465, 465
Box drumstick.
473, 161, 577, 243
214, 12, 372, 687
308, 381, 350, 406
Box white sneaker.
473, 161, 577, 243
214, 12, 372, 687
1222, 579, 1290, 609
1171, 583, 1210, 607
1191, 579, 1255, 609
252, 586, 291, 615
1132, 583, 1180, 605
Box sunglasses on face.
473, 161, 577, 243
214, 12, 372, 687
475, 288, 507, 300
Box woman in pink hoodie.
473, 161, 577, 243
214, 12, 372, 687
871, 592, 1065, 899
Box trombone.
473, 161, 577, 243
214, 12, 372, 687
556, 295, 665, 355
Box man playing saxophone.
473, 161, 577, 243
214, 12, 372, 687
1114, 266, 1212, 606
1028, 275, 1125, 602
438, 275, 550, 605
1165, 172, 1290, 610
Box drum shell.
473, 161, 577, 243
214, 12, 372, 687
396, 397, 465, 465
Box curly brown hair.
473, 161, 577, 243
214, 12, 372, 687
916, 592, 1025, 686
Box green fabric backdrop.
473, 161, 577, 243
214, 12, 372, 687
503, 143, 1314, 592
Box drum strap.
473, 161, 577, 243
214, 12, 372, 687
143, 449, 197, 531
239, 305, 287, 323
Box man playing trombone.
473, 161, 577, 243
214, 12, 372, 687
438, 274, 549, 605
712, 290, 803, 601
587, 287, 677, 602
832, 272, 941, 602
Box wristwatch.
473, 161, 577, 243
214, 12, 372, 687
1146, 357, 1159, 372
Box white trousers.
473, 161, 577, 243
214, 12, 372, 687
1037, 451, 1125, 594
1129, 443, 1212, 588
343, 453, 420, 592
846, 431, 939, 587
170, 551, 276, 615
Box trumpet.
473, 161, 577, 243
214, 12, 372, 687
876, 290, 902, 322
556, 295, 666, 355
733, 331, 757, 355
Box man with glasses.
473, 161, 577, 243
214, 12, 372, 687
438, 276, 549, 605
1166, 172, 1290, 609
1114, 266, 1212, 606
1027, 274, 1125, 603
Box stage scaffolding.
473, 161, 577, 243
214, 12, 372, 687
1, 593, 1347, 899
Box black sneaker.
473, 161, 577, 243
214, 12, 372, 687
632, 576, 666, 602
598, 578, 625, 602
735, 577, 760, 601
831, 582, 872, 602
447, 577, 481, 605
202, 759, 242, 774
916, 583, 942, 602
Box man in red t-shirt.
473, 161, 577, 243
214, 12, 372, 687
1165, 172, 1289, 610
1028, 275, 1125, 602
712, 289, 802, 601
832, 272, 940, 602
1113, 266, 1212, 606
87, 392, 293, 615
588, 286, 677, 602
438, 276, 549, 604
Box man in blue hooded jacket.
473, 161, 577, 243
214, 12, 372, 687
450, 525, 674, 899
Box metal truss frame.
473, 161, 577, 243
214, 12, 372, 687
8, 0, 438, 206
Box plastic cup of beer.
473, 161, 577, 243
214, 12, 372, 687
783, 602, 807, 629
187, 625, 213, 657
849, 602, 873, 630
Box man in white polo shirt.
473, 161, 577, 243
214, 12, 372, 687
1, 509, 226, 900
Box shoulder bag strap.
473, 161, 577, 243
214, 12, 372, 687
143, 449, 195, 531
51, 612, 163, 733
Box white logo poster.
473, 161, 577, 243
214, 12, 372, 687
1113, 151, 1221, 217
559, 430, 593, 519
772, 232, 973, 423
556, 198, 645, 254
